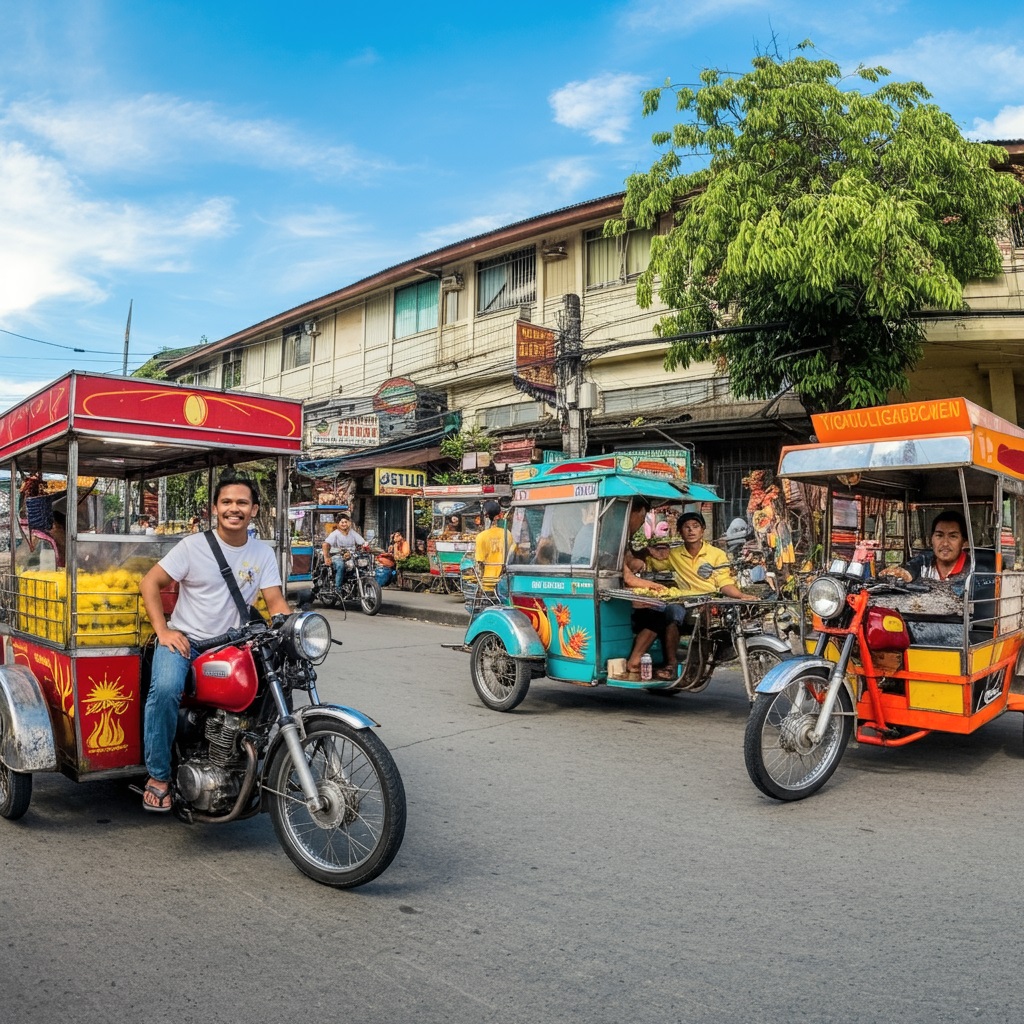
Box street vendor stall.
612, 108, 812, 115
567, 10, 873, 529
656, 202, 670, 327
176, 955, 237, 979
421, 483, 511, 591
0, 371, 302, 780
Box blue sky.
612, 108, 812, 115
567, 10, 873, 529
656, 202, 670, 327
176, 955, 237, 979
1, 0, 1023, 406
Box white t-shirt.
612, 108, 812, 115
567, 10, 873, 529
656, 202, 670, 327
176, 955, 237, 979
158, 531, 282, 640
324, 527, 365, 556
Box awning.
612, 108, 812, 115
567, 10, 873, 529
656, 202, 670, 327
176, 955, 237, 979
296, 440, 446, 477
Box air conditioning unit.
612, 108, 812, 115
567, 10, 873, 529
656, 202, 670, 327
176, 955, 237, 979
440, 273, 464, 291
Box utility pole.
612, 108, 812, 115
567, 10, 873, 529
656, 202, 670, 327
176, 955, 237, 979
122, 300, 133, 375
557, 293, 587, 457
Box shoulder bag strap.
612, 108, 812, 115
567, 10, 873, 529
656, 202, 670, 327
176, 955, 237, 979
203, 529, 250, 623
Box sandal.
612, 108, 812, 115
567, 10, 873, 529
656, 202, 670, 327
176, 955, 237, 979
654, 667, 677, 681
142, 780, 172, 814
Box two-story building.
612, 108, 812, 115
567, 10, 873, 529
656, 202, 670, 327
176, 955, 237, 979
161, 142, 1024, 543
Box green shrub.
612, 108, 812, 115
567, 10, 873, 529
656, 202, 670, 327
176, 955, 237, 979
398, 555, 430, 573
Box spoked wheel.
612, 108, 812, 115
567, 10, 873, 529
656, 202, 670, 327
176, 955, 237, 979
358, 579, 383, 616
470, 632, 531, 711
744, 670, 853, 801
0, 760, 32, 820
266, 716, 406, 888
742, 638, 793, 699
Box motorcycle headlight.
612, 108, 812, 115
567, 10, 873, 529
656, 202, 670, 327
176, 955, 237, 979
807, 576, 847, 620
281, 611, 332, 663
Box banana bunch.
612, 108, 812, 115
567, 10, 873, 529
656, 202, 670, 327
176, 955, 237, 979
630, 586, 688, 599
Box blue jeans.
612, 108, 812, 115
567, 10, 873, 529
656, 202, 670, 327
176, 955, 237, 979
331, 555, 347, 590
144, 641, 199, 782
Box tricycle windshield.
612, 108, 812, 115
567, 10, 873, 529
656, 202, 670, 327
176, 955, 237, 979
507, 499, 610, 567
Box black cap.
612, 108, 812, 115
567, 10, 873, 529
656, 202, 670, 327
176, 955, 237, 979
678, 510, 706, 529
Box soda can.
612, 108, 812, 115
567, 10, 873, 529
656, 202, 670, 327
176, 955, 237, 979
640, 653, 653, 681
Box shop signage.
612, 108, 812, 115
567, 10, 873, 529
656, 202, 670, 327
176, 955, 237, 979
375, 468, 428, 496
373, 377, 418, 415
514, 321, 556, 392
307, 415, 380, 448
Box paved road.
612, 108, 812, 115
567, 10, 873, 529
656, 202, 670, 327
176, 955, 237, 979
3, 611, 1024, 1023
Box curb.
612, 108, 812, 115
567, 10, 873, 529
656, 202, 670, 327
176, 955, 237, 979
378, 598, 469, 628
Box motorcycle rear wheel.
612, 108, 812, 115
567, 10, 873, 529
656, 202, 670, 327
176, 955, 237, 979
358, 579, 383, 616
266, 716, 406, 888
470, 632, 531, 711
744, 670, 853, 801
0, 761, 31, 820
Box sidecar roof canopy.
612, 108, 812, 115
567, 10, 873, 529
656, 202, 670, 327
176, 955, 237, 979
0, 371, 303, 477
510, 452, 720, 505
779, 397, 1024, 496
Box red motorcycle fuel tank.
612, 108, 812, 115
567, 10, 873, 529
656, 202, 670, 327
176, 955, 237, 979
865, 606, 910, 651
190, 644, 259, 712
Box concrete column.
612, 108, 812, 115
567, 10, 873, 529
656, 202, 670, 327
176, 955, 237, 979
980, 364, 1017, 422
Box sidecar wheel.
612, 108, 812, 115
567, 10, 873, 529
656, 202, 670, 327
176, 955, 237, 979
744, 669, 852, 801
359, 580, 383, 616
470, 632, 531, 711
267, 717, 406, 889
0, 761, 32, 820
744, 638, 793, 692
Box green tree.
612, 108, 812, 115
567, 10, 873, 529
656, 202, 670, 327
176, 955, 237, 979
613, 43, 1024, 412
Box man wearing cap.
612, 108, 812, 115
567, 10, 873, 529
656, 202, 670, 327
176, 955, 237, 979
474, 501, 509, 591
648, 511, 745, 598
322, 514, 366, 591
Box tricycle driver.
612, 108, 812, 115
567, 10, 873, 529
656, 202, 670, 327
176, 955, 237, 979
878, 510, 971, 584
634, 511, 747, 680
138, 477, 291, 813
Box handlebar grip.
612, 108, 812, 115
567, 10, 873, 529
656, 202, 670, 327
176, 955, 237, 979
194, 627, 242, 652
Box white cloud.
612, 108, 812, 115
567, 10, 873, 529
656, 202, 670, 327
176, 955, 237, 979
2, 93, 390, 178
546, 157, 597, 193
623, 0, 771, 32
550, 73, 646, 144
0, 375, 54, 406
418, 214, 512, 251
969, 105, 1024, 141
0, 140, 234, 319
866, 32, 1024, 103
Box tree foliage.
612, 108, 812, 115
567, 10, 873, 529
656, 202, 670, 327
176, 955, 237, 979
612, 43, 1024, 412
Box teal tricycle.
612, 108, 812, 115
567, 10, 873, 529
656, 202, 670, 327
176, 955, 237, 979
459, 453, 795, 711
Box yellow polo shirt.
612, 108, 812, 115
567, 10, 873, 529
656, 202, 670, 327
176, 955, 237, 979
648, 541, 736, 595
475, 524, 509, 587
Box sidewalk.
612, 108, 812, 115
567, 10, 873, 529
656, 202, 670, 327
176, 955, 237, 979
378, 585, 469, 627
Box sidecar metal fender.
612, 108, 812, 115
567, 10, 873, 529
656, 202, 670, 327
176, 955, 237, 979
0, 666, 57, 772
754, 656, 856, 703
744, 633, 794, 658
464, 608, 546, 659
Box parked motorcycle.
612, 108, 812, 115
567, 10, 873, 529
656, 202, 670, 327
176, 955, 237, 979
162, 609, 405, 887
2, 608, 406, 887
312, 547, 383, 615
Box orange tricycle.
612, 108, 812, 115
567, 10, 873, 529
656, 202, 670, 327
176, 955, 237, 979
744, 397, 1024, 800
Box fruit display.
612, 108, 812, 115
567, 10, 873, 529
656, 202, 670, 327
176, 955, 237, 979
629, 587, 689, 600
17, 568, 152, 647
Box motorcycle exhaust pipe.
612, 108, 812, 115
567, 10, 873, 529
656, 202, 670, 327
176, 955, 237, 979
190, 737, 259, 824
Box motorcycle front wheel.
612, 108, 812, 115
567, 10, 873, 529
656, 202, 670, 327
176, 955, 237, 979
0, 761, 31, 820
266, 716, 406, 888
744, 669, 853, 801
358, 578, 383, 616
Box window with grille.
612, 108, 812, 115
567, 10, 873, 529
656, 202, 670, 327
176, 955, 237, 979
190, 365, 214, 387
222, 351, 242, 389
477, 247, 536, 314
585, 226, 653, 290
282, 326, 311, 371
480, 401, 544, 430
602, 377, 729, 414
394, 279, 439, 338
1011, 204, 1024, 249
